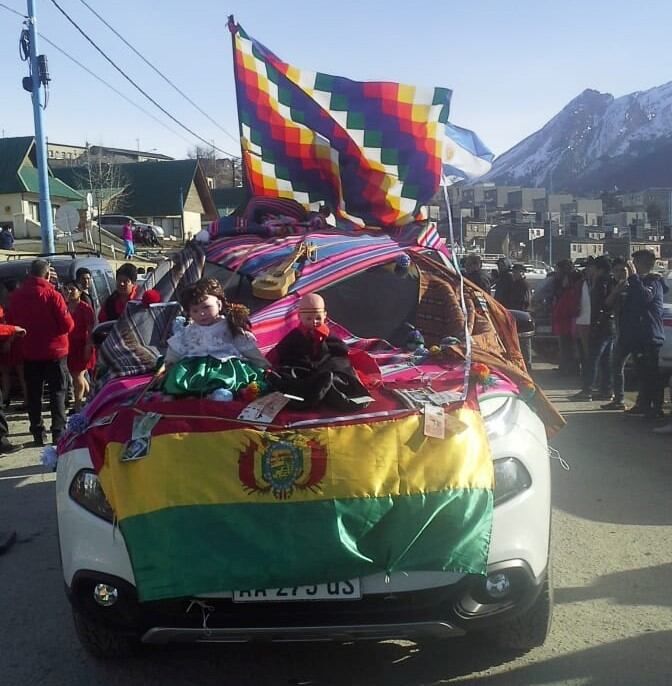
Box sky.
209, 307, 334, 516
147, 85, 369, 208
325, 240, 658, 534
1, 0, 671, 160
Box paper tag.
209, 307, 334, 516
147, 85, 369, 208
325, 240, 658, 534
423, 404, 445, 439
237, 392, 291, 423
350, 395, 374, 405
427, 390, 462, 406
88, 412, 118, 428
120, 437, 151, 462
120, 413, 162, 462
132, 412, 162, 439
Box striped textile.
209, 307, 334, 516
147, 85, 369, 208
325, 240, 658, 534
98, 243, 205, 381
136, 241, 206, 301
243, 196, 307, 223
204, 229, 447, 281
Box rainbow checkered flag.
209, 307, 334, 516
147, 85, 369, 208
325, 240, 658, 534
230, 17, 452, 227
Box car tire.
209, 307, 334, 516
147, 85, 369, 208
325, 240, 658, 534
72, 609, 139, 659
485, 567, 553, 653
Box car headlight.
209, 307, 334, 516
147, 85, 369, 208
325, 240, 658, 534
493, 457, 531, 506
69, 469, 115, 523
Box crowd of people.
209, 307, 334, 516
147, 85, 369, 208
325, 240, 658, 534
0, 259, 141, 454
463, 254, 532, 312
547, 249, 670, 424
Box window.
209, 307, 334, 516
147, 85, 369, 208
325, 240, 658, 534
28, 202, 40, 222
318, 261, 420, 345
203, 263, 267, 314
91, 270, 113, 312
203, 258, 420, 346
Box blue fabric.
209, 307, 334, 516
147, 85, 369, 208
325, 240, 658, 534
619, 274, 667, 348
582, 333, 614, 393
0, 231, 14, 250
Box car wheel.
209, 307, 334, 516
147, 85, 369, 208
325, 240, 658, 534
484, 567, 553, 653
72, 609, 140, 658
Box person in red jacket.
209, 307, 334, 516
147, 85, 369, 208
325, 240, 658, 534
0, 320, 26, 454
7, 259, 74, 445
63, 281, 95, 413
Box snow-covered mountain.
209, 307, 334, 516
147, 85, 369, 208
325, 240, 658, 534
483, 81, 672, 193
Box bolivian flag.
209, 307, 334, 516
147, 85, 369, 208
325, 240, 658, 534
95, 405, 494, 602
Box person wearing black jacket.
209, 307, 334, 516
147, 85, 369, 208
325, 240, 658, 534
463, 254, 491, 293
606, 250, 667, 417
494, 257, 514, 306
508, 264, 531, 311
570, 256, 615, 401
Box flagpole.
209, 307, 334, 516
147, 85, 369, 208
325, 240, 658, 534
227, 16, 247, 188
442, 183, 472, 402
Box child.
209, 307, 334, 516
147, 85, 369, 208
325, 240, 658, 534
273, 293, 369, 409
63, 281, 96, 413
163, 278, 268, 397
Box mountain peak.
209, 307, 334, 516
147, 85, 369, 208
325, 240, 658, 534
483, 81, 672, 194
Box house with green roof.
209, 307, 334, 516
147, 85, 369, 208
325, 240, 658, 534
212, 186, 250, 217
0, 136, 83, 239
54, 158, 217, 239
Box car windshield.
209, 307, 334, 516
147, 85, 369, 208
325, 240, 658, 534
204, 259, 421, 345
203, 262, 270, 314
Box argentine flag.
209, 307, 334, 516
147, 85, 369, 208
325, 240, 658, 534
441, 122, 494, 185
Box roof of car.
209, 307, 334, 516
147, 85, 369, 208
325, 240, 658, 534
0, 254, 111, 282
205, 227, 444, 295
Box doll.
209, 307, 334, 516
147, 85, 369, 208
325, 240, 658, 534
162, 278, 268, 398
273, 293, 370, 410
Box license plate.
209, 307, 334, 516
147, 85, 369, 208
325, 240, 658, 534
233, 579, 361, 602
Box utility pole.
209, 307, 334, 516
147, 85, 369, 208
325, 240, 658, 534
547, 173, 553, 267
178, 186, 185, 243
24, 0, 55, 254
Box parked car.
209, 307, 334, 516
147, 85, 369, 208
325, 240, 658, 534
0, 254, 115, 315
658, 273, 672, 372
57, 231, 553, 658
98, 215, 164, 242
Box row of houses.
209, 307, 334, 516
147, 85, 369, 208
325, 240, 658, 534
449, 182, 672, 242
0, 136, 247, 241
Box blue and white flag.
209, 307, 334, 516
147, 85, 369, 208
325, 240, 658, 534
441, 122, 494, 185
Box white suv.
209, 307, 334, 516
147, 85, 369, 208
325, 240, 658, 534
56, 234, 553, 659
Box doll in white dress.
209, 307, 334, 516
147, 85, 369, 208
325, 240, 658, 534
162, 278, 268, 397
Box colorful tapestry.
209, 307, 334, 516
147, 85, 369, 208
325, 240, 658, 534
229, 18, 451, 227
93, 401, 493, 602
97, 242, 205, 380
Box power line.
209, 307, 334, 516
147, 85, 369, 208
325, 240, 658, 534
0, 1, 24, 18
44, 38, 194, 147
47, 0, 239, 157
77, 0, 239, 146
0, 2, 193, 146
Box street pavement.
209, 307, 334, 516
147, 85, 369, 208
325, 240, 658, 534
1, 363, 671, 685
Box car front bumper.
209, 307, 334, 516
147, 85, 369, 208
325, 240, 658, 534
58, 398, 551, 644
67, 560, 547, 644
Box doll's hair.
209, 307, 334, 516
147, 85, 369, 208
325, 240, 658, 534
179, 278, 251, 335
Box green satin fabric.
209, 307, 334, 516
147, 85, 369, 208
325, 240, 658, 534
163, 356, 266, 397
